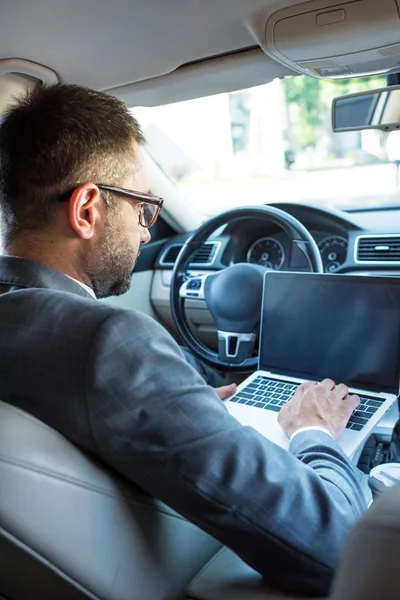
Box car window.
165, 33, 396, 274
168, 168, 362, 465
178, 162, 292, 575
134, 74, 398, 219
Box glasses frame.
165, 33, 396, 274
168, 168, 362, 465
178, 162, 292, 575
97, 184, 164, 228
57, 184, 164, 228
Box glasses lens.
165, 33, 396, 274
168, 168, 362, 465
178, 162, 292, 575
141, 202, 157, 227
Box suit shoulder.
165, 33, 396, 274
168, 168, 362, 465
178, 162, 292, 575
1, 287, 163, 336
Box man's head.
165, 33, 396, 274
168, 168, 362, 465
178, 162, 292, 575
0, 83, 157, 297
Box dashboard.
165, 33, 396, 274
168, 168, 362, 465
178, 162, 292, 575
154, 202, 400, 277
148, 202, 400, 350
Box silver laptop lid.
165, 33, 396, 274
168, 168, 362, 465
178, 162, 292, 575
259, 272, 400, 395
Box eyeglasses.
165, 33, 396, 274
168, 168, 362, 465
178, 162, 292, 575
57, 184, 164, 228
97, 184, 163, 228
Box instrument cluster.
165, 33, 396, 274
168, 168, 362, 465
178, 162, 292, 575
247, 234, 348, 272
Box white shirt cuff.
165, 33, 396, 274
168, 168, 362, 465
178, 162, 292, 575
290, 426, 333, 443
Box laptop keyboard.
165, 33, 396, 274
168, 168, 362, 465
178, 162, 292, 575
229, 376, 384, 431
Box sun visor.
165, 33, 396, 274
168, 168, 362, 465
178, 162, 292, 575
261, 0, 400, 79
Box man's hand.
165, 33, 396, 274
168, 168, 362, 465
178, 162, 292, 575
215, 383, 237, 400
278, 378, 360, 440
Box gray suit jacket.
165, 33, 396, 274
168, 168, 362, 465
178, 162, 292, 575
0, 255, 366, 594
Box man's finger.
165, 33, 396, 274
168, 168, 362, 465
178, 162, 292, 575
215, 383, 237, 400
334, 383, 349, 400
340, 394, 360, 420
297, 380, 317, 393
320, 378, 336, 390
347, 394, 360, 410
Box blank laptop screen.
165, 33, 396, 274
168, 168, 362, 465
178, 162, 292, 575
260, 272, 400, 394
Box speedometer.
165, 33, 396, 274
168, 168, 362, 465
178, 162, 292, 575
318, 236, 348, 273
247, 237, 285, 269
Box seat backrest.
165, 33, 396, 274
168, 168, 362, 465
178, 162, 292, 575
0, 401, 221, 600
329, 482, 400, 600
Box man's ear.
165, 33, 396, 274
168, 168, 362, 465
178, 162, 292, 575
68, 183, 103, 240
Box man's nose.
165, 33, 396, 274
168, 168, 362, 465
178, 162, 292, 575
140, 226, 151, 245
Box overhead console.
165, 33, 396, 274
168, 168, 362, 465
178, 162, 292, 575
252, 0, 400, 79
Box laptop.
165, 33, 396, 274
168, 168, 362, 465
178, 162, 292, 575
225, 272, 400, 458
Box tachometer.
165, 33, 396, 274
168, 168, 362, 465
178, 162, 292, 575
318, 236, 348, 273
247, 237, 285, 269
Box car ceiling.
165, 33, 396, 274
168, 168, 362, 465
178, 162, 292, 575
0, 0, 305, 104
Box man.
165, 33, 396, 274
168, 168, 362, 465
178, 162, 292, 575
0, 84, 366, 595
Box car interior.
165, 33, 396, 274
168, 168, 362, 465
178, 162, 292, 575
2, 0, 400, 598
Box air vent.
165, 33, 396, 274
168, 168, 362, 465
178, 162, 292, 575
356, 235, 400, 263
191, 242, 219, 265
160, 241, 220, 267
160, 244, 182, 265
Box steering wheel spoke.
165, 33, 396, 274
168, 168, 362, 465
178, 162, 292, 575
179, 274, 209, 300
218, 331, 257, 364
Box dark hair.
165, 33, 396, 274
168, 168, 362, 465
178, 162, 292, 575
0, 83, 145, 244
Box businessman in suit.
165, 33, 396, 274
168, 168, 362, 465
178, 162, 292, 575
0, 83, 366, 595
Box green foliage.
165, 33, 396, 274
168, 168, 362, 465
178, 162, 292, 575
323, 76, 384, 96
282, 75, 385, 150
283, 77, 321, 148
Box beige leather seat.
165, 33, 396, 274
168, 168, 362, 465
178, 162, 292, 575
0, 400, 222, 600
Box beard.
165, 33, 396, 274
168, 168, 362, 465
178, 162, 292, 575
84, 211, 139, 299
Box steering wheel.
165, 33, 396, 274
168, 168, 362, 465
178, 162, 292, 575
170, 205, 323, 372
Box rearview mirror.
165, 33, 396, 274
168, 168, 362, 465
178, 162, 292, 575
332, 85, 400, 132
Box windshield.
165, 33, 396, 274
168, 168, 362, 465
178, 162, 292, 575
134, 75, 400, 219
